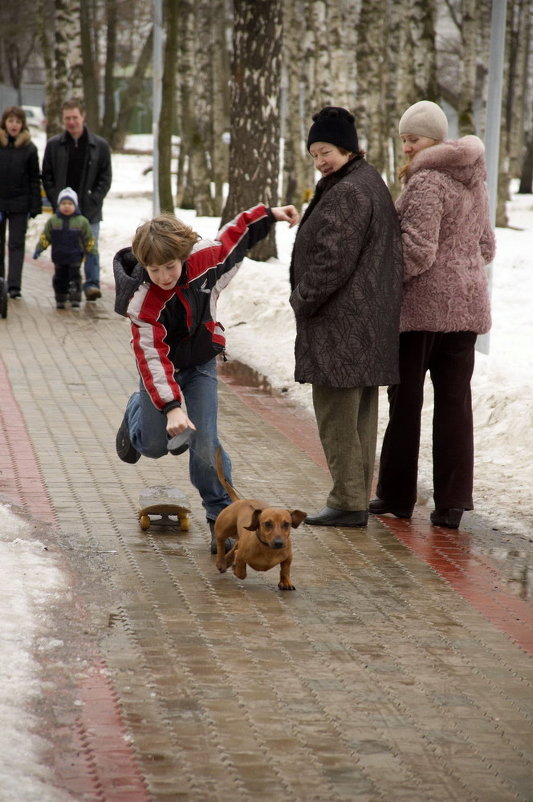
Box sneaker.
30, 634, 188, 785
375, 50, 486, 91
71, 300, 80, 308
8, 288, 21, 299
85, 287, 102, 301
56, 301, 66, 309
116, 414, 141, 464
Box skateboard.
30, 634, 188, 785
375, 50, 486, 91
138, 485, 192, 532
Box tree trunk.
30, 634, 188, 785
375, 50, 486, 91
158, 0, 178, 213
458, 0, 477, 134
175, 0, 195, 208
282, 1, 315, 210
357, 0, 389, 174
210, 0, 231, 214
518, 127, 533, 193
79, 0, 99, 130
182, 0, 217, 216
67, 0, 83, 97
221, 0, 282, 261
46, 0, 71, 136
101, 0, 118, 142
185, 0, 217, 216
110, 26, 153, 151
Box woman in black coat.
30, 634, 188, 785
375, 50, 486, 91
0, 106, 42, 298
290, 107, 403, 527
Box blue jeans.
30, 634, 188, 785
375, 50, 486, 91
125, 358, 233, 521
83, 222, 100, 289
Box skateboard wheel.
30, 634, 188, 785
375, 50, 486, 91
139, 514, 151, 531
179, 513, 190, 532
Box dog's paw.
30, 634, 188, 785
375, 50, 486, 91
278, 581, 296, 591
216, 558, 227, 573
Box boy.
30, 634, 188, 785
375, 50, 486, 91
33, 186, 95, 308
113, 203, 299, 552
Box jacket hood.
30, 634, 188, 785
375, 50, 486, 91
405, 135, 487, 188
113, 246, 146, 316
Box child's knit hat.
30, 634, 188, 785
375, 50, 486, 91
57, 187, 79, 207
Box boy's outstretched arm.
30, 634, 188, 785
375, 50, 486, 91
270, 205, 299, 227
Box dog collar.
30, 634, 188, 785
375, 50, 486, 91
255, 531, 275, 549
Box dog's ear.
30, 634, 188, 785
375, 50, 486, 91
244, 509, 263, 531
290, 509, 307, 528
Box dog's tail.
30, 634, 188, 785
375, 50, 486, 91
216, 446, 240, 502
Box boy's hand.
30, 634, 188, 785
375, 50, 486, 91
166, 406, 196, 437
271, 205, 300, 228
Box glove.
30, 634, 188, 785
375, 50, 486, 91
32, 249, 41, 260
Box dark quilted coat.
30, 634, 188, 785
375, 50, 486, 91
289, 157, 403, 388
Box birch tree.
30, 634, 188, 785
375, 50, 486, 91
158, 0, 178, 213
211, 0, 231, 213
221, 0, 282, 261
110, 26, 153, 150
356, 0, 389, 174
101, 0, 118, 140
79, 0, 99, 129
282, 0, 315, 208
45, 0, 71, 135
186, 0, 218, 216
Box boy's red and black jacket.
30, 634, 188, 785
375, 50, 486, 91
113, 204, 275, 413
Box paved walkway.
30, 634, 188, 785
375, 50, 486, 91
1, 258, 532, 802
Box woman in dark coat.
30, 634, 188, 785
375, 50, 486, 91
290, 107, 403, 527
0, 106, 42, 298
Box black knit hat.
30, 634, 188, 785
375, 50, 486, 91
307, 106, 359, 153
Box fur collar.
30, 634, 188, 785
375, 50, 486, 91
0, 128, 32, 148
405, 135, 487, 187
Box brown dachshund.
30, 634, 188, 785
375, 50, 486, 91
214, 449, 306, 590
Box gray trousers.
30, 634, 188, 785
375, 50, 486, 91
312, 384, 378, 511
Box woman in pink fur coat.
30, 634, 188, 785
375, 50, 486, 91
370, 100, 496, 530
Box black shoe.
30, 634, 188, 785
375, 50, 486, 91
305, 506, 368, 528
56, 301, 66, 310
85, 287, 102, 301
116, 414, 141, 464
369, 497, 413, 519
70, 300, 80, 308
430, 508, 463, 529
8, 288, 21, 299
208, 520, 234, 554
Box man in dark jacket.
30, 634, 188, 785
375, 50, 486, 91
42, 98, 111, 301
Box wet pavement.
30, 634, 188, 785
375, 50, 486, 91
1, 258, 532, 802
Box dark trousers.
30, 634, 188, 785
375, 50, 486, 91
313, 384, 378, 510
53, 263, 82, 300
0, 212, 28, 290
376, 330, 477, 511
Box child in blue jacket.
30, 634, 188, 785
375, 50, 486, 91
33, 187, 95, 308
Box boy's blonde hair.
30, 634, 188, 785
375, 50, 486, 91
132, 213, 199, 266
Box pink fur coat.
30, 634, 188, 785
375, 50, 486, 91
396, 135, 496, 334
